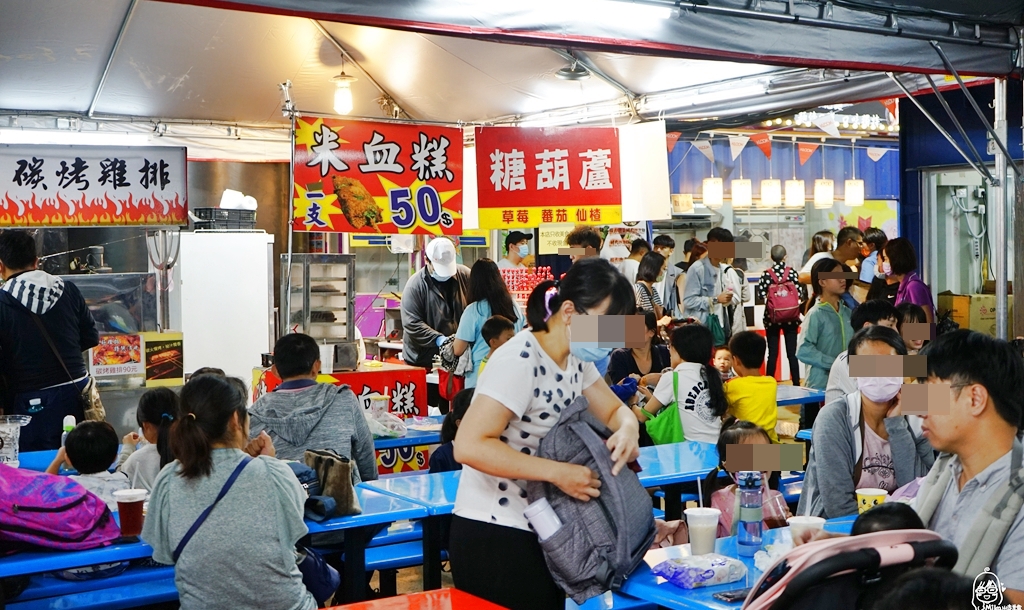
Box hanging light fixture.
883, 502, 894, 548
761, 179, 782, 207
785, 138, 804, 207
555, 60, 591, 81
732, 179, 752, 207
703, 177, 724, 208
814, 143, 834, 208
332, 57, 357, 115
845, 138, 864, 207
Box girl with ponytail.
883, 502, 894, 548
143, 375, 316, 610
450, 257, 641, 609
635, 322, 727, 444
117, 388, 181, 491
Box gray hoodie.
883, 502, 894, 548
248, 382, 378, 483
798, 391, 934, 518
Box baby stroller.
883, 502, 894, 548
742, 529, 958, 610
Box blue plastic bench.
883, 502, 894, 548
9, 566, 174, 603
780, 471, 805, 486
8, 573, 177, 610
366, 520, 422, 548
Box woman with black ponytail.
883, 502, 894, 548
635, 323, 728, 444
143, 374, 316, 610
450, 257, 641, 610
117, 387, 181, 491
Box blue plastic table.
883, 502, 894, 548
0, 539, 154, 579
618, 516, 856, 610
360, 470, 460, 591
796, 429, 812, 441
306, 486, 429, 603
17, 419, 446, 474
637, 442, 719, 521
776, 386, 826, 407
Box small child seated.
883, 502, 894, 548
430, 388, 472, 474
478, 315, 515, 378
714, 346, 736, 381
723, 331, 779, 443
47, 421, 129, 512
116, 387, 180, 491
851, 502, 925, 535
706, 421, 792, 537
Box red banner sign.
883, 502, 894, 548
292, 117, 463, 235
751, 133, 772, 159
0, 145, 187, 226
475, 126, 622, 228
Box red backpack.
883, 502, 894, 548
0, 464, 121, 553
765, 267, 801, 325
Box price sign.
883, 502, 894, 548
292, 117, 463, 235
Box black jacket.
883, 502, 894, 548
0, 271, 99, 393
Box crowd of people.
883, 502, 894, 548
5, 224, 1022, 610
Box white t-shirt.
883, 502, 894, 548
453, 329, 602, 531
651, 362, 723, 444
120, 443, 163, 492
71, 470, 130, 512
619, 258, 640, 284
800, 251, 834, 276
496, 258, 524, 269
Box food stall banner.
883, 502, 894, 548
292, 117, 463, 235
0, 145, 187, 226
475, 126, 622, 229
91, 334, 144, 377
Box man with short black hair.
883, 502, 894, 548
564, 226, 602, 263
652, 235, 682, 318
0, 230, 99, 451
914, 331, 1024, 601
619, 238, 650, 284
798, 226, 864, 310
498, 231, 533, 270
682, 227, 737, 329
249, 333, 378, 482
825, 299, 900, 405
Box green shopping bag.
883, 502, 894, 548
645, 372, 686, 445
705, 311, 727, 347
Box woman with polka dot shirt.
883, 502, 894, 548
449, 258, 641, 610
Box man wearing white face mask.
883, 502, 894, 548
497, 231, 533, 270
401, 238, 471, 409
798, 325, 935, 518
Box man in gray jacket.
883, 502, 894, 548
249, 333, 377, 484
401, 237, 470, 410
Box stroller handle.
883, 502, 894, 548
770, 539, 959, 610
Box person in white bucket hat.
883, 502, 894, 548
401, 237, 470, 411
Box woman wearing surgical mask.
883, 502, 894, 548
798, 325, 935, 519
450, 257, 640, 610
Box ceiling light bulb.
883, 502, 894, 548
703, 177, 724, 209
732, 179, 752, 208
775, 118, 783, 125
784, 119, 793, 126
332, 73, 357, 115
760, 179, 782, 207
785, 179, 805, 207
814, 179, 834, 209
845, 179, 865, 207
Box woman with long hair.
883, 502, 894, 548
143, 375, 316, 610
634, 251, 667, 319
450, 257, 639, 610
453, 258, 526, 388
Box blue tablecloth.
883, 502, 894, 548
619, 516, 857, 610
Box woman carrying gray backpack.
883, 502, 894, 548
450, 258, 641, 610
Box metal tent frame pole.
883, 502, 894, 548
994, 79, 1008, 340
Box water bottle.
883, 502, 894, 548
61, 415, 76, 447
736, 471, 763, 557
